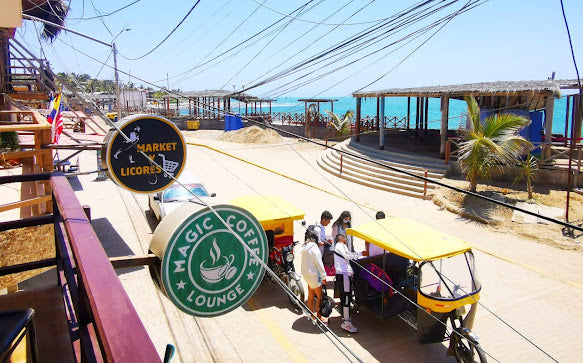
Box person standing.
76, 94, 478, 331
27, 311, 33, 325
301, 228, 328, 325
366, 211, 385, 256
334, 234, 367, 333
332, 211, 353, 252
313, 210, 333, 255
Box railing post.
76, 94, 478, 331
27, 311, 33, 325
445, 140, 450, 165
424, 170, 428, 197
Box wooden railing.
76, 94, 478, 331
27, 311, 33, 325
0, 173, 160, 362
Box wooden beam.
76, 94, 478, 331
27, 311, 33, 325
0, 194, 51, 213
440, 95, 449, 157
0, 148, 51, 160
0, 123, 51, 132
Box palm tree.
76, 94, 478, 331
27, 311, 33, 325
514, 155, 539, 200
458, 96, 533, 192
22, 0, 69, 41
325, 110, 354, 136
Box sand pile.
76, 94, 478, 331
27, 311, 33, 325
218, 126, 284, 144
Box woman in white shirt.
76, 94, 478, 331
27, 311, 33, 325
334, 234, 368, 333
301, 229, 328, 324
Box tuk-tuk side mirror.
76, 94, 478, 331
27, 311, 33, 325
210, 192, 216, 197
153, 195, 160, 201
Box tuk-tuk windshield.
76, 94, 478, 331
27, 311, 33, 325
419, 251, 480, 301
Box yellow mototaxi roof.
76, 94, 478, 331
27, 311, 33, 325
229, 195, 305, 223
346, 217, 472, 262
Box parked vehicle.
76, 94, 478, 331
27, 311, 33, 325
148, 171, 216, 221
346, 217, 486, 363
230, 195, 306, 308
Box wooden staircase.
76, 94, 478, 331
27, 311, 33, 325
317, 139, 449, 199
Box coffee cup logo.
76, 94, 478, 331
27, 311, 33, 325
200, 239, 237, 283
159, 205, 268, 317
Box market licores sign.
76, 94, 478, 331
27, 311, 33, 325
102, 114, 186, 193
150, 204, 268, 317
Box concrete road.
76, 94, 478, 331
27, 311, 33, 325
61, 130, 583, 362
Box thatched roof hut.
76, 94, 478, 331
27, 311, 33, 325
352, 79, 578, 156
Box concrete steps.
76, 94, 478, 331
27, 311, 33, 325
317, 139, 448, 200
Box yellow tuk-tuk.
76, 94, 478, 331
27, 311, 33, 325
230, 195, 306, 307
347, 217, 485, 362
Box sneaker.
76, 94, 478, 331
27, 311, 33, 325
341, 319, 358, 333
320, 317, 328, 327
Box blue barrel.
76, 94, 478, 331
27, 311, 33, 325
224, 114, 232, 131
232, 114, 242, 131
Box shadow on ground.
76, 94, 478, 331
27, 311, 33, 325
91, 217, 142, 275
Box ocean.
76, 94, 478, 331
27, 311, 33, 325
186, 96, 573, 135
269, 96, 572, 136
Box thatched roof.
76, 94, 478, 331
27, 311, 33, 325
558, 79, 583, 89
179, 90, 274, 103
353, 80, 562, 99
298, 98, 338, 103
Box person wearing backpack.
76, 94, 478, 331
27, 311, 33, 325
334, 234, 368, 333
313, 210, 333, 256
301, 227, 328, 325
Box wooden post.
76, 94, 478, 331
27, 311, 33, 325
544, 94, 554, 159
424, 170, 428, 197
407, 97, 411, 129
445, 140, 451, 165
574, 94, 582, 141
440, 95, 449, 157
356, 97, 361, 142
415, 97, 420, 133
565, 96, 571, 147
379, 97, 385, 150
376, 97, 380, 130
424, 97, 429, 131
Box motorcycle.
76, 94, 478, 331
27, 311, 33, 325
230, 195, 306, 309
267, 238, 305, 308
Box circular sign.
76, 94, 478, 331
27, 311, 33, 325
154, 204, 267, 317
102, 114, 186, 193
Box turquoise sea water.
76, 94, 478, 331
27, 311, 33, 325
269, 96, 572, 135
185, 96, 572, 135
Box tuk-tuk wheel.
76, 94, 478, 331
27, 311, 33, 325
452, 334, 487, 363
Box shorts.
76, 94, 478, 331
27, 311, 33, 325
305, 274, 322, 289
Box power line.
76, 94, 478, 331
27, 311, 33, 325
126, 0, 202, 60
245, 0, 469, 95
218, 0, 325, 90
69, 0, 144, 20
248, 0, 398, 26
161, 0, 319, 86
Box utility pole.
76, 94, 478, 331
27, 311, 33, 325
113, 43, 121, 121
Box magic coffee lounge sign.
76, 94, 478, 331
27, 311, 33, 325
149, 204, 268, 317
102, 114, 186, 193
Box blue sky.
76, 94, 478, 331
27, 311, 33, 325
16, 0, 582, 98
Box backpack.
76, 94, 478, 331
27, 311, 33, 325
304, 224, 319, 242
322, 244, 335, 268
361, 263, 393, 297
319, 286, 334, 318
